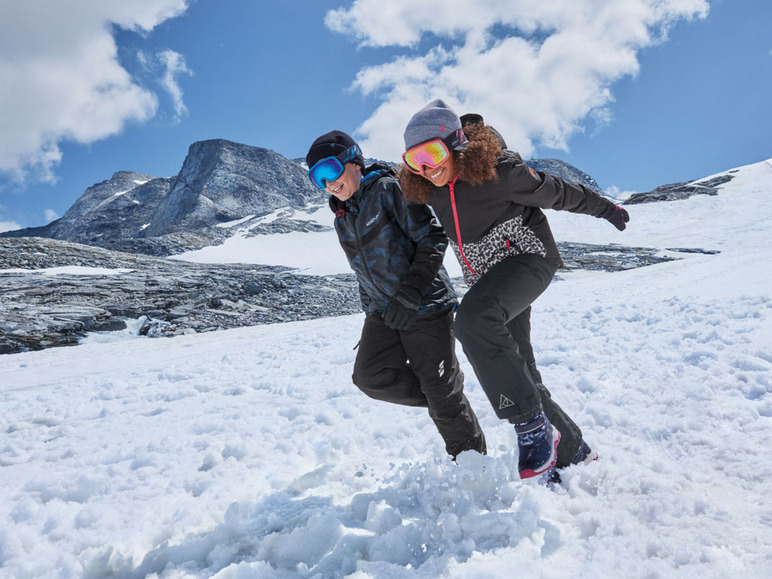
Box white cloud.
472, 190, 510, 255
158, 50, 193, 121
0, 0, 190, 182
44, 209, 60, 223
0, 220, 21, 233
326, 0, 709, 161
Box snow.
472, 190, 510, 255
1, 160, 771, 578
94, 178, 151, 211
176, 206, 353, 276
215, 215, 256, 229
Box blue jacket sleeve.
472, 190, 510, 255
386, 179, 448, 296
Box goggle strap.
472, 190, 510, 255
338, 144, 362, 164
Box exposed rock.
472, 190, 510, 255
1, 172, 174, 247
557, 242, 678, 272
526, 158, 604, 194
0, 236, 713, 356
142, 140, 320, 237
0, 238, 360, 355
625, 174, 735, 204
665, 247, 721, 255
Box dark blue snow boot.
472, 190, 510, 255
514, 412, 561, 479
572, 440, 599, 465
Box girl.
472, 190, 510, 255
399, 100, 629, 478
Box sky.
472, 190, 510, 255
1, 159, 771, 577
0, 0, 770, 232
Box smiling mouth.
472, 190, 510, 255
330, 183, 344, 194
429, 167, 445, 181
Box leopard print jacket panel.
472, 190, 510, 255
449, 216, 547, 286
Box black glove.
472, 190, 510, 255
599, 203, 630, 231
383, 285, 421, 331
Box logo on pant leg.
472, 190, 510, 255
499, 395, 515, 410
438, 360, 445, 378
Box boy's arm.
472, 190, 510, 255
380, 179, 449, 330
389, 181, 448, 298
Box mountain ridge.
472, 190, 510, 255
0, 138, 746, 257
1, 139, 609, 256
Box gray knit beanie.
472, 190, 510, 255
403, 99, 468, 151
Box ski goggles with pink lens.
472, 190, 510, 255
402, 129, 467, 174
307, 144, 362, 190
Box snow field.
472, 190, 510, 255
1, 273, 770, 577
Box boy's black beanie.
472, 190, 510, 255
306, 130, 365, 170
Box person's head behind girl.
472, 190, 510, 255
399, 99, 501, 204
306, 130, 365, 202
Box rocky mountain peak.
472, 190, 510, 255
141, 139, 319, 237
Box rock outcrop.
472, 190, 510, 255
625, 173, 736, 204
0, 238, 359, 355
0, 237, 695, 355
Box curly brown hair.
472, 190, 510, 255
399, 122, 502, 204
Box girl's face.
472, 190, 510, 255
420, 153, 456, 188
324, 162, 362, 201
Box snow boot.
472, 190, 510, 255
514, 412, 561, 479
572, 440, 599, 465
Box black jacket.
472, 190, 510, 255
427, 150, 614, 286
331, 164, 457, 318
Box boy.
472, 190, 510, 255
305, 130, 486, 459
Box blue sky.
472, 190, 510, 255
1, 0, 770, 231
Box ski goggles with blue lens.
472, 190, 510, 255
307, 144, 363, 190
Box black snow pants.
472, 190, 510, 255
454, 254, 583, 468
352, 309, 486, 458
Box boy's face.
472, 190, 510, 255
325, 162, 362, 202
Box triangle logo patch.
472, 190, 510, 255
499, 395, 515, 410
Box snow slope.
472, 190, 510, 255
174, 206, 350, 277
1, 160, 771, 578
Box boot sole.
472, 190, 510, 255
520, 426, 561, 479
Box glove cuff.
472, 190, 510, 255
598, 202, 616, 219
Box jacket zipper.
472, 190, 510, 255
448, 175, 478, 276
345, 200, 392, 303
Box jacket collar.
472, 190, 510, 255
327, 162, 396, 214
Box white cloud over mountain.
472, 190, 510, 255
0, 0, 190, 182
326, 0, 709, 161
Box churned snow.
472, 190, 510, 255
1, 160, 771, 578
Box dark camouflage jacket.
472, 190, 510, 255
427, 150, 614, 286
330, 163, 456, 318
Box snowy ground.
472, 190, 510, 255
1, 160, 771, 578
